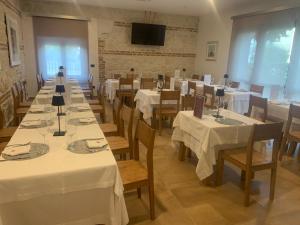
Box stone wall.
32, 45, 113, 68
0, 0, 23, 94
0, 0, 23, 127
21, 0, 199, 80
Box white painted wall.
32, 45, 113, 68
22, 15, 38, 97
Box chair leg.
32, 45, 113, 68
178, 142, 186, 161
216, 150, 224, 186
148, 183, 155, 220
137, 187, 142, 198
270, 168, 277, 201
159, 116, 162, 136
279, 137, 288, 161
244, 170, 252, 206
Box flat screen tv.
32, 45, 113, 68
131, 23, 166, 46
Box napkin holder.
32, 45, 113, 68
193, 95, 205, 119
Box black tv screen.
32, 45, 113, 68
131, 23, 166, 46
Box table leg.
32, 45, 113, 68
178, 142, 186, 161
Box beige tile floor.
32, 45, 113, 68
104, 103, 300, 225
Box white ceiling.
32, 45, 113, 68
32, 0, 300, 16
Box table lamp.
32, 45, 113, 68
224, 74, 229, 87
52, 95, 66, 136
55, 85, 65, 95
213, 89, 225, 118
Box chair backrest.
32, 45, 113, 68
97, 82, 106, 106
245, 95, 268, 122
284, 104, 300, 136
203, 85, 215, 108
127, 73, 137, 80
246, 122, 283, 167
187, 81, 196, 96
250, 84, 264, 95
119, 78, 133, 90
133, 120, 156, 179
88, 74, 94, 90
181, 95, 195, 111
141, 78, 154, 90
119, 104, 134, 156
230, 81, 240, 89
20, 79, 28, 101
112, 97, 121, 126
192, 74, 200, 80
164, 75, 171, 89
0, 90, 14, 128
36, 73, 42, 91
113, 74, 122, 79
159, 90, 180, 112
11, 85, 20, 109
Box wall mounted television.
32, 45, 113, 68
131, 23, 166, 46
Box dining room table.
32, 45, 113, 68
0, 79, 129, 225
105, 78, 140, 102
171, 109, 263, 180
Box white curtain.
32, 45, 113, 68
33, 17, 89, 83
228, 9, 300, 100
37, 37, 88, 82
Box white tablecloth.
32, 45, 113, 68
172, 110, 263, 180
0, 82, 128, 225
105, 79, 140, 102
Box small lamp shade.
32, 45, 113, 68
158, 74, 164, 80
57, 72, 64, 77
52, 95, 65, 106
224, 74, 229, 79
59, 66, 64, 70
216, 89, 225, 97
55, 85, 65, 94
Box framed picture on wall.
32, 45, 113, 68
5, 14, 21, 66
206, 41, 218, 61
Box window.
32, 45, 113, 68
229, 9, 300, 100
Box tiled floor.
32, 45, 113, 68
105, 103, 300, 225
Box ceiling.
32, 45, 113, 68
32, 0, 300, 16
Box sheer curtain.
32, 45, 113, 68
33, 17, 89, 82
228, 9, 300, 100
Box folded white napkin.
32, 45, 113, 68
72, 90, 83, 94
3, 144, 31, 156
86, 139, 107, 149
42, 86, 54, 90
79, 118, 96, 123
30, 105, 45, 113
40, 90, 52, 94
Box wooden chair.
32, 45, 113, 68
250, 84, 264, 95
154, 90, 180, 135
106, 104, 134, 159
127, 73, 137, 80
0, 91, 17, 142
36, 73, 42, 91
192, 74, 200, 80
217, 122, 283, 206
181, 95, 195, 111
141, 78, 154, 90
99, 97, 121, 137
14, 82, 32, 108
87, 83, 103, 105
244, 95, 268, 122
164, 75, 171, 89
118, 78, 135, 108
230, 81, 240, 89
11, 86, 29, 125
113, 74, 122, 79
187, 81, 196, 96
90, 83, 106, 122
203, 85, 216, 109
82, 74, 94, 99
117, 119, 156, 219
279, 104, 300, 160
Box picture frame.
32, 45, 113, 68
5, 14, 21, 66
206, 41, 218, 61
